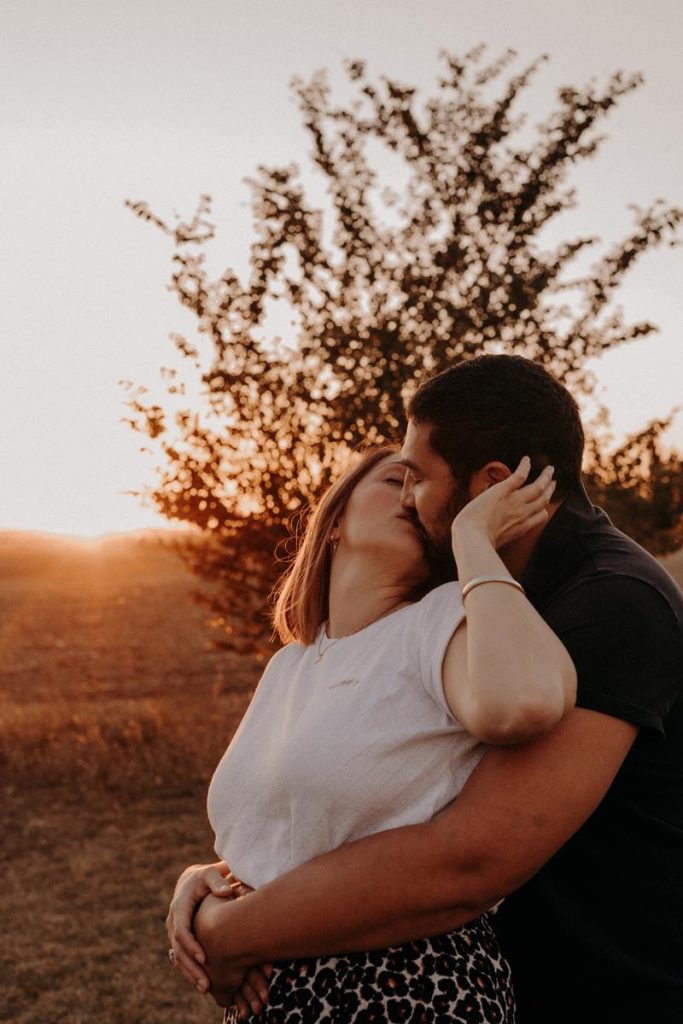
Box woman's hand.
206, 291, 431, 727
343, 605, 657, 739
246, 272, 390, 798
452, 457, 556, 550
166, 861, 236, 991
167, 863, 273, 1017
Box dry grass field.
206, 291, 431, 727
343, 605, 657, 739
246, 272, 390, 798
2, 530, 682, 1024
0, 531, 263, 1024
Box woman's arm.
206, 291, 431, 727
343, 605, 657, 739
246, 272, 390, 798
442, 461, 577, 743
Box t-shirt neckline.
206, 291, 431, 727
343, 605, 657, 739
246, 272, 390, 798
318, 599, 415, 645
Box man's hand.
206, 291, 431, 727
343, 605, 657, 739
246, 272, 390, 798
211, 883, 273, 1021
231, 962, 274, 1021
193, 894, 256, 1009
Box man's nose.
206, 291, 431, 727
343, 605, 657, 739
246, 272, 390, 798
401, 475, 415, 509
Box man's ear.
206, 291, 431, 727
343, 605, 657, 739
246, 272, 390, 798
468, 461, 512, 498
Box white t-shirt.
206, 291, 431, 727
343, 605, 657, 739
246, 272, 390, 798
207, 581, 486, 888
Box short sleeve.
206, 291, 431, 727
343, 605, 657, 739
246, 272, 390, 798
412, 582, 466, 719
545, 575, 683, 737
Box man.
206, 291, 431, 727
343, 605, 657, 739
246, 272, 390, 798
170, 355, 683, 1023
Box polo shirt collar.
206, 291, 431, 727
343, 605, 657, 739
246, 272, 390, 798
521, 482, 608, 606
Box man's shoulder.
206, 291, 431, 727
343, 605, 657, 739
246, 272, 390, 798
551, 569, 682, 636
546, 570, 683, 737
559, 518, 683, 628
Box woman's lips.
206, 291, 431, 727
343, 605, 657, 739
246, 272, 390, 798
396, 511, 423, 534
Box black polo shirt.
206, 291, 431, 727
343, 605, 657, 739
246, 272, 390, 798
493, 484, 683, 1024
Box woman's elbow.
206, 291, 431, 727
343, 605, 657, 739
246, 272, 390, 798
473, 686, 570, 745
563, 659, 578, 712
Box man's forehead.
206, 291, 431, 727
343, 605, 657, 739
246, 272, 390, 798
402, 418, 428, 450
401, 420, 448, 474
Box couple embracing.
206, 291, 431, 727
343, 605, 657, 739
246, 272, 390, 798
166, 355, 683, 1024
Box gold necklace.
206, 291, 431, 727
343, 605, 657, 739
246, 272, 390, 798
315, 626, 342, 663
315, 601, 412, 664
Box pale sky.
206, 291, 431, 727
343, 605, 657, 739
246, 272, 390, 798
2, 0, 682, 536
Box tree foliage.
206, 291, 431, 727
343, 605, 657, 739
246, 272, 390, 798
586, 416, 682, 553
123, 48, 682, 656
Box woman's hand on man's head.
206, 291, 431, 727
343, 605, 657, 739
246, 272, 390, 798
453, 458, 557, 550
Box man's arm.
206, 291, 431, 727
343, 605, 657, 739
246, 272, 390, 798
196, 708, 637, 970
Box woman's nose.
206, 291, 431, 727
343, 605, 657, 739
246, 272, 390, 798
400, 476, 415, 509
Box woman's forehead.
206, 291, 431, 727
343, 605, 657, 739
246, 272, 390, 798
369, 453, 405, 474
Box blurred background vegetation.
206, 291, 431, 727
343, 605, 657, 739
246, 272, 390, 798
125, 49, 683, 656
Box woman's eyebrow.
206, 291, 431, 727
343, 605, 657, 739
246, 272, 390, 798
399, 458, 423, 475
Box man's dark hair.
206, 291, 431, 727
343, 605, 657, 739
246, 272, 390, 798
407, 354, 584, 498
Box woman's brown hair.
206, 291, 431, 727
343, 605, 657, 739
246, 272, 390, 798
271, 446, 399, 645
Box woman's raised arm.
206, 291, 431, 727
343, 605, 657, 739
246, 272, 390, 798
442, 459, 577, 743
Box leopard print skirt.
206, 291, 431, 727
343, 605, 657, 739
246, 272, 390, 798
224, 912, 515, 1023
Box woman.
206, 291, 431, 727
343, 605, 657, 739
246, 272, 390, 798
167, 447, 576, 1022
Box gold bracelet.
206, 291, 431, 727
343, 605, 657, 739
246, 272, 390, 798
461, 574, 525, 600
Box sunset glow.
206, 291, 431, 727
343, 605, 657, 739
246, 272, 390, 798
2, 0, 682, 540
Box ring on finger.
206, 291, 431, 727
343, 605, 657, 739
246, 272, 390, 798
168, 947, 177, 966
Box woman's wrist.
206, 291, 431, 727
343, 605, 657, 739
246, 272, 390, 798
452, 522, 499, 565
451, 514, 496, 543
452, 529, 514, 598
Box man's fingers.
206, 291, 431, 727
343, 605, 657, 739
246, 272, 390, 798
234, 993, 251, 1021
237, 978, 264, 1016
232, 964, 271, 1018
245, 965, 270, 1003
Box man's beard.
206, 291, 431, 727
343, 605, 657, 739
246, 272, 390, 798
410, 484, 469, 585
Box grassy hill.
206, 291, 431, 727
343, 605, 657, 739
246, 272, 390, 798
0, 529, 260, 1024
2, 529, 681, 1024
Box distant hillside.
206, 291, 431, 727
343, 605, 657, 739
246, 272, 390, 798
0, 528, 260, 717
1, 526, 681, 587
0, 528, 199, 582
